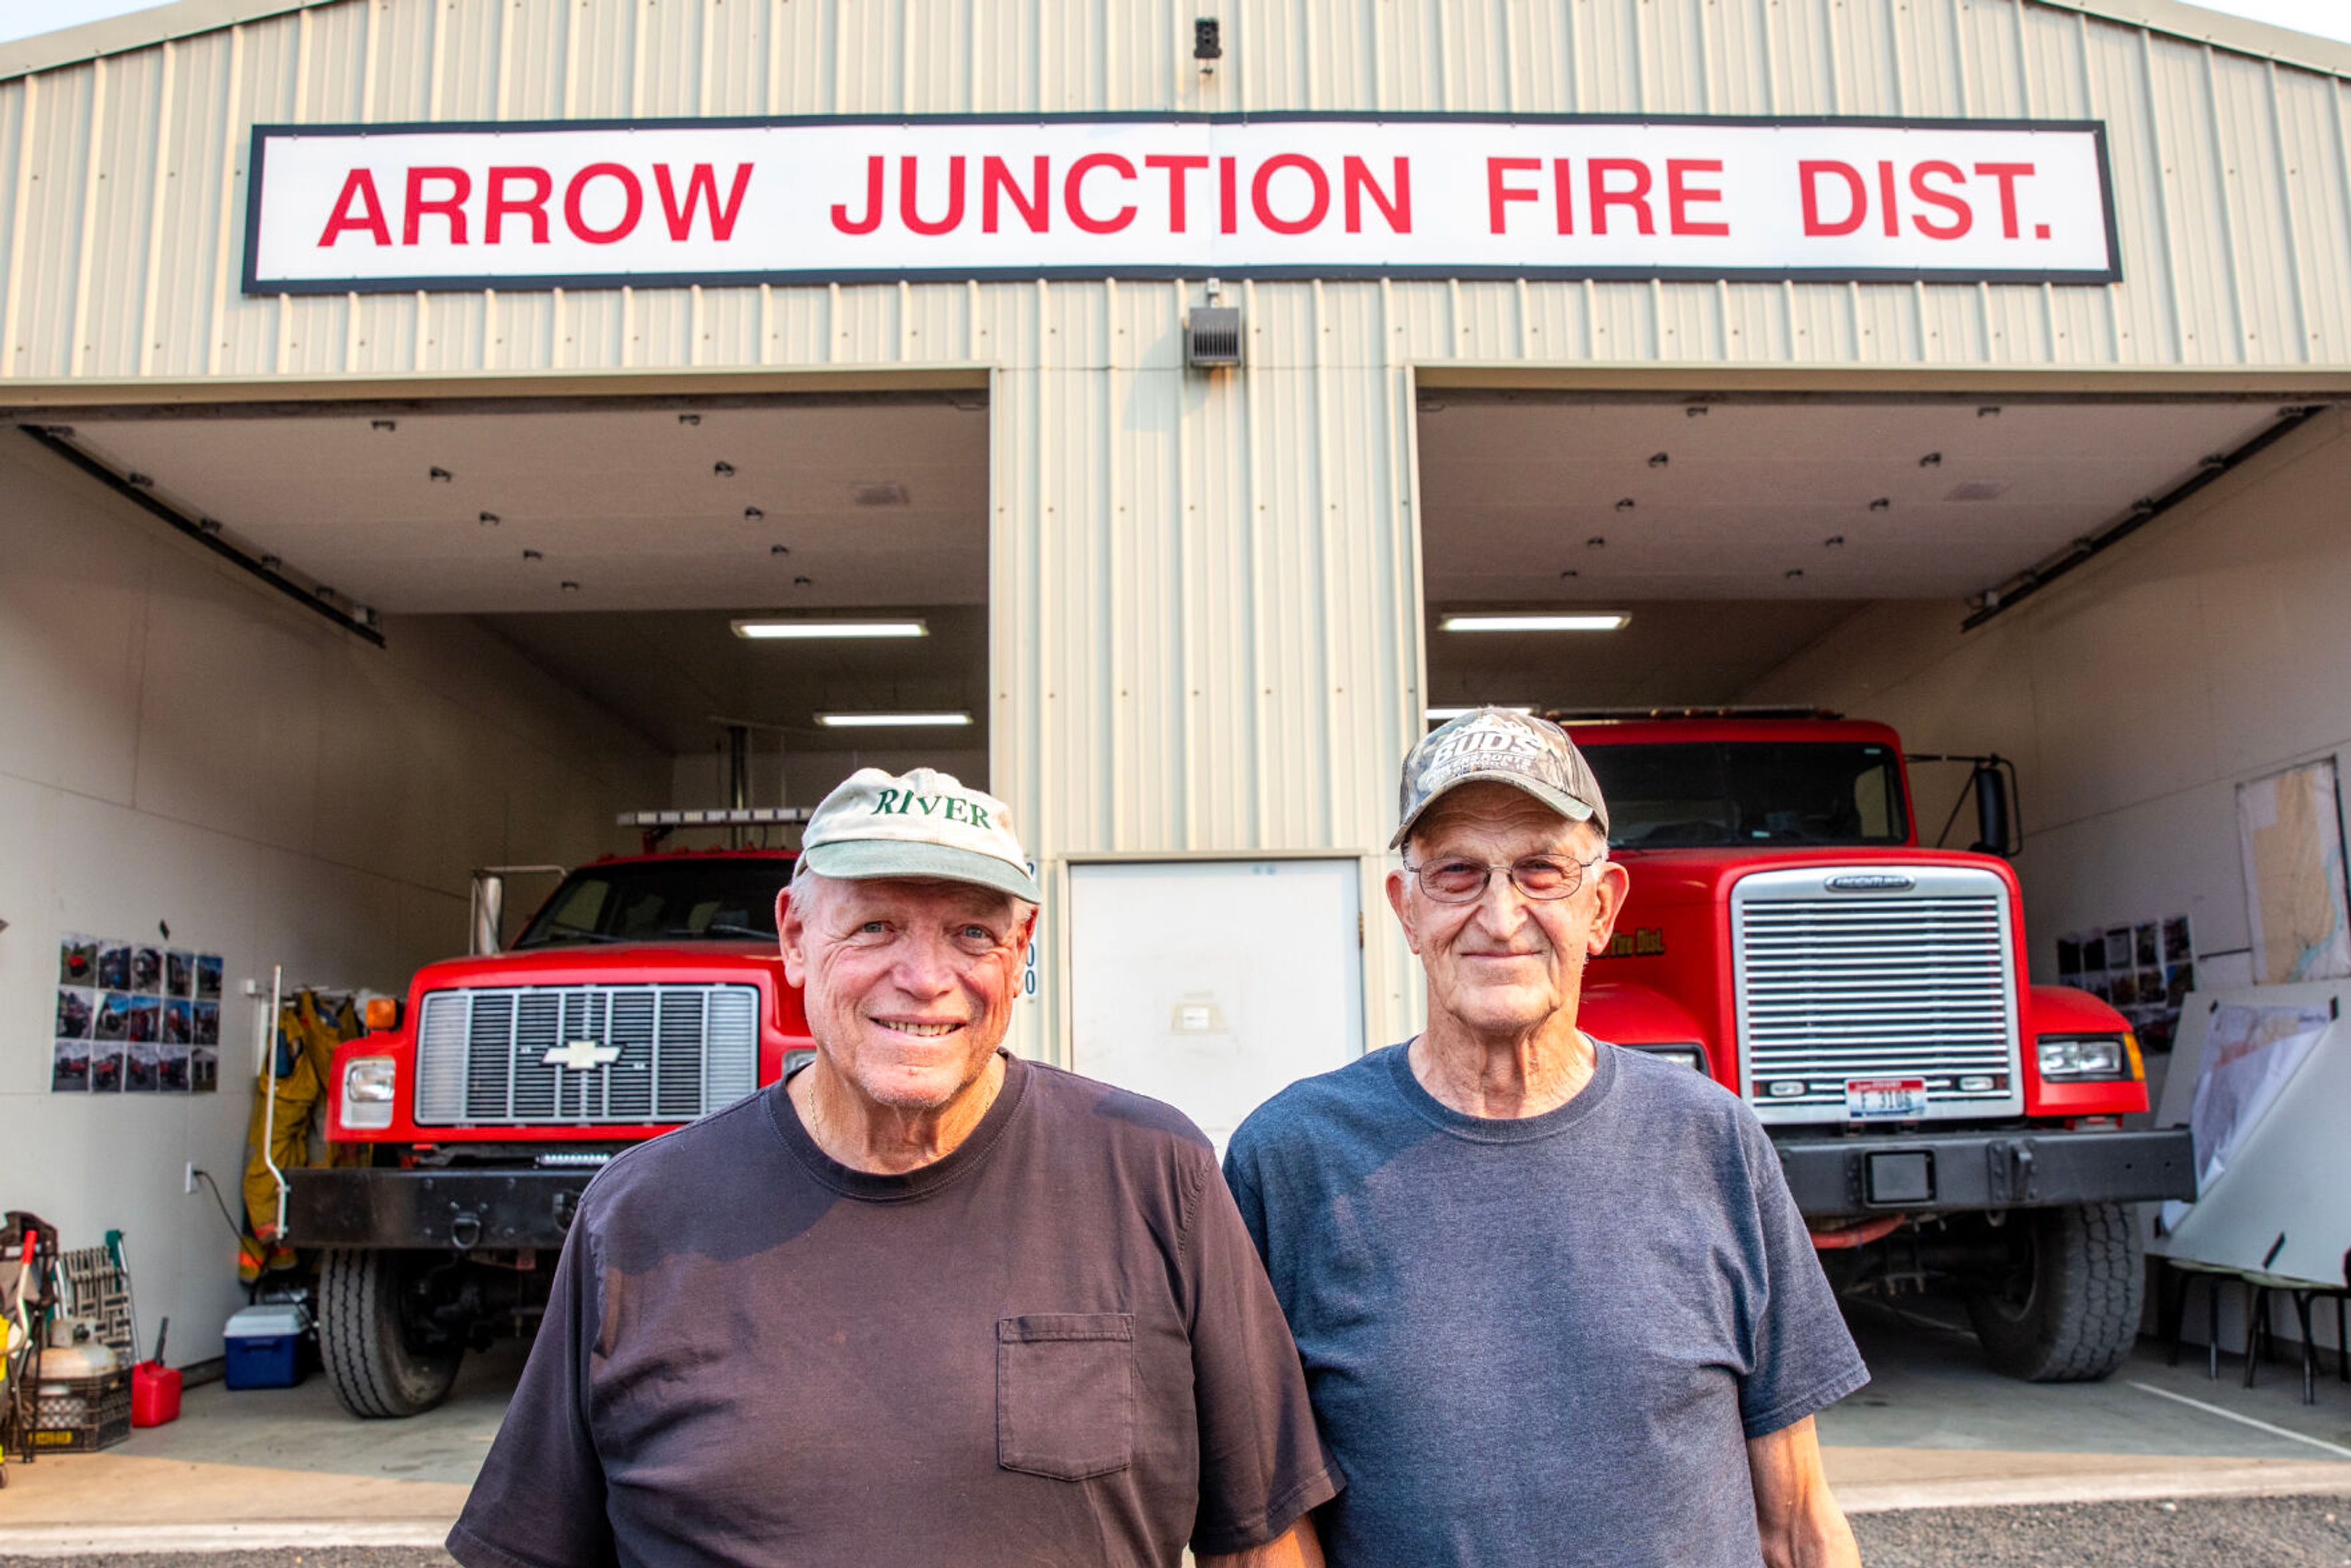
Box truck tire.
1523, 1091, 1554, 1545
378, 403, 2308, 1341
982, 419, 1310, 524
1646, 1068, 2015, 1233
318, 1249, 463, 1418
1964, 1202, 2143, 1382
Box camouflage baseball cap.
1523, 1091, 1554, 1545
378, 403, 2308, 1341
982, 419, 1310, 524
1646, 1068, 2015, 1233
1390, 708, 1610, 849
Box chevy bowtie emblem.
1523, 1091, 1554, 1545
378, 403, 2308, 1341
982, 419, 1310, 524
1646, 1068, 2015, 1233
1826, 873, 1915, 892
544, 1040, 621, 1071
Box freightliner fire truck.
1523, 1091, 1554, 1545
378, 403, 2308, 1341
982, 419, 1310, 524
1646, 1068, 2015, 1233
1562, 711, 2194, 1381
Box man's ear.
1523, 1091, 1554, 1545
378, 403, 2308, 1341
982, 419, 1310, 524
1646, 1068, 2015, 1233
1384, 868, 1420, 955
1584, 861, 1632, 956
1010, 902, 1040, 963
778, 886, 809, 988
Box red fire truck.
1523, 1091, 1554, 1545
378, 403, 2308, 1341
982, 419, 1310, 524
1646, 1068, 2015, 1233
288, 836, 817, 1416
296, 717, 2193, 1416
1564, 711, 2192, 1382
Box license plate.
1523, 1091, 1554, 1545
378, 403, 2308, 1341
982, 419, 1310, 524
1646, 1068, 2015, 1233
1844, 1077, 1928, 1120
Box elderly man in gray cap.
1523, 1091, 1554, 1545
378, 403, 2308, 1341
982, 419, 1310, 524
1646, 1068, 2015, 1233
454, 767, 1336, 1568
1225, 711, 1866, 1567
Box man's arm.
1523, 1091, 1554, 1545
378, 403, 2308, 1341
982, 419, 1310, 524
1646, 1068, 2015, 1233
1747, 1417, 1860, 1568
1199, 1516, 1325, 1568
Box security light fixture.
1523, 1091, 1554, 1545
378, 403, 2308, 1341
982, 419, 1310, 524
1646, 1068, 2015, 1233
1186, 304, 1243, 369
1439, 613, 1629, 633
817, 711, 973, 728
730, 618, 929, 640
1427, 705, 1534, 721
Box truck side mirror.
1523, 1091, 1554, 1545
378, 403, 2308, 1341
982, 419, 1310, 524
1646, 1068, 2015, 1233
469, 872, 505, 956
1970, 761, 2015, 858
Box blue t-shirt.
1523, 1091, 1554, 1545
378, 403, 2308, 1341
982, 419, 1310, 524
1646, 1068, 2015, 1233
1223, 1040, 1869, 1567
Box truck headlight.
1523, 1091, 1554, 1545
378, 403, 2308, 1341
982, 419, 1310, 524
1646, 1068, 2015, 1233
1629, 1043, 1708, 1073
2037, 1035, 2134, 1082
341, 1056, 397, 1129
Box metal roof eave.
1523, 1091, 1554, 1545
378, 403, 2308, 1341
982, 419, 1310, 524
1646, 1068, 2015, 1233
3, 0, 2349, 94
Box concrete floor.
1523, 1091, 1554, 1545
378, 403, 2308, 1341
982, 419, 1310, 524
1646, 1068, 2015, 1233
2, 1302, 2349, 1554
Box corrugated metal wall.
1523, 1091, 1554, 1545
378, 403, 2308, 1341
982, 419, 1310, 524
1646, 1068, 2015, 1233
3, 0, 2348, 1052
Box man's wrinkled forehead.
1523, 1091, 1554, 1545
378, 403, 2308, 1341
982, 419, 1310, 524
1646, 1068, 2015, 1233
809, 872, 1024, 925
1411, 782, 1595, 853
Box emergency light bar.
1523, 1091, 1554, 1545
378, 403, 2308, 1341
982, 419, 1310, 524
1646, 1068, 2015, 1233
615, 807, 815, 827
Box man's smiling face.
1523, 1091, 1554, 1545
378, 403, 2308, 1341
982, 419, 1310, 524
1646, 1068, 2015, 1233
779, 874, 1037, 1113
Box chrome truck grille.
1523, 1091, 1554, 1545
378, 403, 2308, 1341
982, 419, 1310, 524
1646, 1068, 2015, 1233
412, 984, 760, 1126
1730, 866, 2023, 1124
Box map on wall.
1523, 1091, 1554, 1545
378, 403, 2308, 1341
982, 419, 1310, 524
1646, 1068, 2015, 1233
2235, 760, 2351, 986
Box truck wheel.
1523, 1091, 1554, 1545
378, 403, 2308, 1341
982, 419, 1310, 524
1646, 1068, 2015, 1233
1964, 1202, 2143, 1382
318, 1249, 463, 1418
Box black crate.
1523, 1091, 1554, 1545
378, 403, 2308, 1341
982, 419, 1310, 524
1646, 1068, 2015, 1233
30, 1368, 131, 1453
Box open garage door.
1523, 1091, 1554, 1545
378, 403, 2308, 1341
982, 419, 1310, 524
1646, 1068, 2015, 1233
1408, 388, 2323, 1381
12, 386, 991, 1413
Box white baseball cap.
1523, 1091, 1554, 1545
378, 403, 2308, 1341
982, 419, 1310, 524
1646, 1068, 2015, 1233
798, 767, 1041, 902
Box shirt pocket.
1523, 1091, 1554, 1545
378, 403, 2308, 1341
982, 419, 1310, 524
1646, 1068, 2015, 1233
996, 1313, 1135, 1482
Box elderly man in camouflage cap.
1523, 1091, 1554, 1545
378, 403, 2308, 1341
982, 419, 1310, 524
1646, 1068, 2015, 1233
1225, 709, 1867, 1568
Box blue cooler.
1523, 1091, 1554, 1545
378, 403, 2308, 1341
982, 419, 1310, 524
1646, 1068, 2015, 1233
223, 1304, 308, 1389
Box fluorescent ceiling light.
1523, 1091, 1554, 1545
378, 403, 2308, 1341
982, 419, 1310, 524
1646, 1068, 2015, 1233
731, 619, 928, 640
1427, 705, 1534, 721
817, 711, 973, 728
1440, 613, 1630, 633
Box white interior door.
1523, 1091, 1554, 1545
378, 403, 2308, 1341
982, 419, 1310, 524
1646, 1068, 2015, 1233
1067, 858, 1365, 1152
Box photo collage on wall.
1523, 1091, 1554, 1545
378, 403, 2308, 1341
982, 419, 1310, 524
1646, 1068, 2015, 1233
55, 934, 222, 1094
2056, 915, 2194, 1055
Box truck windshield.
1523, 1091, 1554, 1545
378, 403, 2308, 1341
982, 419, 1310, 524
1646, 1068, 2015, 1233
1581, 742, 1908, 849
511, 859, 795, 948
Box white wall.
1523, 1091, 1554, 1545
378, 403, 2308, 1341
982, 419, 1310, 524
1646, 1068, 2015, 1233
0, 435, 666, 1367
1744, 410, 2351, 997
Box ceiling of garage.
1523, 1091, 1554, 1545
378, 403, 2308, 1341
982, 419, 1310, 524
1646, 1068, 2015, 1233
1416, 396, 2293, 603
56, 396, 990, 615
476, 604, 988, 753
1422, 598, 1870, 713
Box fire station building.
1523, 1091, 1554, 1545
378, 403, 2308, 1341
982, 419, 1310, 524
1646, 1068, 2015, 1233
4, 0, 2350, 1367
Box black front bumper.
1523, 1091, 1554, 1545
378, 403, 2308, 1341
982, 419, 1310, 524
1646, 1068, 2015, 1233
285, 1168, 594, 1251
1775, 1127, 2195, 1220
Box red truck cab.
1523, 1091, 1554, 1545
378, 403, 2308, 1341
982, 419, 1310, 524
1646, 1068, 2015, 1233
1564, 714, 2191, 1381
289, 847, 816, 1416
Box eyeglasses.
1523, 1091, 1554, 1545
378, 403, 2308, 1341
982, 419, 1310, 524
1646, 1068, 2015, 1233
1402, 852, 1605, 905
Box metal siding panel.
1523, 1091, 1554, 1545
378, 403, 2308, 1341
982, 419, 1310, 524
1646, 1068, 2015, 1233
0, 81, 23, 373
19, 67, 100, 382
77, 51, 158, 378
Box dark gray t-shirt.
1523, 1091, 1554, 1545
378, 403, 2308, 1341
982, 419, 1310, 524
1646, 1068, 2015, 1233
450, 1054, 1337, 1568
1223, 1040, 1867, 1568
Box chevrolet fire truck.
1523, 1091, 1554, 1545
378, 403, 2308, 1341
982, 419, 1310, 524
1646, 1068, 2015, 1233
289, 831, 816, 1416
1564, 711, 2193, 1381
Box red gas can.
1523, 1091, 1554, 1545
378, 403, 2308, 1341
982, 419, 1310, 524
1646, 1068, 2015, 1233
131, 1360, 182, 1427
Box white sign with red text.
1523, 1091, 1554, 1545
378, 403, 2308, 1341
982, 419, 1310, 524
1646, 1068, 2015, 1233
244, 114, 2118, 294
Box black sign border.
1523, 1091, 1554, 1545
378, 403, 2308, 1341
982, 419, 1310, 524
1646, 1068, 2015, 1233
243, 110, 2123, 296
